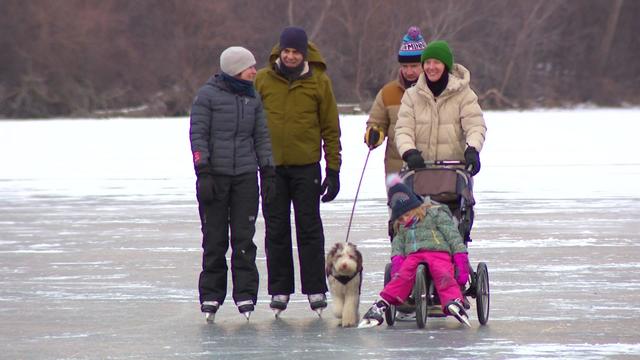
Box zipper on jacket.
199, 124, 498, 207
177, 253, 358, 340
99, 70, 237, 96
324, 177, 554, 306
431, 229, 442, 245
233, 96, 241, 172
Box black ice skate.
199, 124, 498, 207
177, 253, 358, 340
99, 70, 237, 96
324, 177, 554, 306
270, 295, 289, 318
201, 301, 219, 324
308, 293, 327, 317
237, 300, 254, 320
358, 300, 388, 328
446, 299, 471, 327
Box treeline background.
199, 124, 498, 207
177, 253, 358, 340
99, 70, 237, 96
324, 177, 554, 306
1, 0, 638, 118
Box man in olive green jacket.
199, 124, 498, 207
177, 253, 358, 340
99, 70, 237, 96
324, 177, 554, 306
255, 26, 342, 316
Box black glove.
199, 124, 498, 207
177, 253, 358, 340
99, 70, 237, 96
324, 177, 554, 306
364, 125, 385, 150
464, 146, 481, 176
402, 149, 425, 170
260, 166, 276, 204
195, 164, 214, 204
321, 168, 340, 203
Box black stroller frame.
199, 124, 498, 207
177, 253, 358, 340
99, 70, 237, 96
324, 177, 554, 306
384, 161, 490, 328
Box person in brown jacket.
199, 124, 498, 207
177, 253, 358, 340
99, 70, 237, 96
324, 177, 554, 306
364, 26, 427, 176
364, 26, 427, 246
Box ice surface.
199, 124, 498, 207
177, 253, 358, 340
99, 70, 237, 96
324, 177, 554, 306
1, 109, 640, 359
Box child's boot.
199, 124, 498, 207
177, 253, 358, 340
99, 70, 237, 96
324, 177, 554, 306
270, 295, 289, 318
358, 300, 389, 328
446, 298, 471, 327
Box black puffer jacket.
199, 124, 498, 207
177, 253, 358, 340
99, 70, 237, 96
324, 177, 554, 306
189, 74, 274, 176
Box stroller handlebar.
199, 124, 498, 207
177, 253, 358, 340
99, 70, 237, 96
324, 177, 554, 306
400, 160, 472, 177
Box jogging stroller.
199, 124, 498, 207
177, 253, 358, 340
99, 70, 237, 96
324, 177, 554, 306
383, 161, 490, 328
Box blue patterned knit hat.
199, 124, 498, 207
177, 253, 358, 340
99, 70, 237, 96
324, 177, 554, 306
398, 26, 427, 63
387, 174, 423, 222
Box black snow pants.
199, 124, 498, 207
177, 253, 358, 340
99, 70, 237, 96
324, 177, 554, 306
262, 162, 328, 296
198, 172, 259, 306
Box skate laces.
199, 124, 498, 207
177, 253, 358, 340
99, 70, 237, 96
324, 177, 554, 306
367, 300, 387, 317
363, 300, 387, 322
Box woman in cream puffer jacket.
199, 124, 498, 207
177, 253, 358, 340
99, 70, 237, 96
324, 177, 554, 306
395, 40, 486, 174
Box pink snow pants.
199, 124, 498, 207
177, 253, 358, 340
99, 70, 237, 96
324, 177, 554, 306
380, 250, 461, 312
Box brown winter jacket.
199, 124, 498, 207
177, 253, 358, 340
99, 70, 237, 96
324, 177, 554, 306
395, 64, 486, 163
254, 42, 341, 172
366, 70, 407, 176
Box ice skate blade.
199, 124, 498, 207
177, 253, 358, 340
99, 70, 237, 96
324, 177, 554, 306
357, 319, 380, 329
447, 305, 471, 327
205, 312, 215, 324
314, 308, 324, 318
243, 312, 252, 320
396, 311, 416, 321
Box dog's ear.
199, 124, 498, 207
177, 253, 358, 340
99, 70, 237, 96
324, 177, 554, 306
326, 243, 340, 276
354, 246, 364, 273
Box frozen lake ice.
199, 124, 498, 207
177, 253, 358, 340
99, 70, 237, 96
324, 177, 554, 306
1, 109, 639, 359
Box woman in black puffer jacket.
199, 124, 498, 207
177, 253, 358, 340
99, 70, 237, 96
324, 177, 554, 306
189, 46, 275, 323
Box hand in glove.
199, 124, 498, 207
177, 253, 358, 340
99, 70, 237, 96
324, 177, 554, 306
321, 168, 340, 203
364, 125, 385, 150
453, 252, 470, 286
196, 164, 215, 204
402, 149, 425, 170
464, 146, 481, 176
260, 166, 276, 204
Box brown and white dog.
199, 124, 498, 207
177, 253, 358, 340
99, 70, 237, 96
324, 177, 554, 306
326, 242, 363, 327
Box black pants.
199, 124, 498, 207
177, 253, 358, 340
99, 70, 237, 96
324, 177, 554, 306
262, 163, 328, 295
198, 172, 259, 305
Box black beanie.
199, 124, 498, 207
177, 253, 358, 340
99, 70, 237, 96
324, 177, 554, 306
387, 175, 423, 222
279, 26, 308, 57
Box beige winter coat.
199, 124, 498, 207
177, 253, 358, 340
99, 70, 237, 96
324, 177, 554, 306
395, 64, 486, 164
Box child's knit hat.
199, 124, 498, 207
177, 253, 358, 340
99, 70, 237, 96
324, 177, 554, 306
387, 174, 423, 222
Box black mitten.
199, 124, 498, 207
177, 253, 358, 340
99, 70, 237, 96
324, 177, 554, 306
196, 165, 215, 203
260, 166, 276, 204
321, 168, 340, 203
464, 146, 481, 176
402, 149, 425, 170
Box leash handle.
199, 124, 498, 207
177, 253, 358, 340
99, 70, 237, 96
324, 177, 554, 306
345, 148, 371, 243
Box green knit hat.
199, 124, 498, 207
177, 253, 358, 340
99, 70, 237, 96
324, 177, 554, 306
421, 40, 453, 71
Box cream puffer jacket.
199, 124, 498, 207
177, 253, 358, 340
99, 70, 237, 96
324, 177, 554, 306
395, 64, 486, 163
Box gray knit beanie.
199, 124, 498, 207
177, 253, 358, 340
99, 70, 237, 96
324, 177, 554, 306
219, 46, 256, 76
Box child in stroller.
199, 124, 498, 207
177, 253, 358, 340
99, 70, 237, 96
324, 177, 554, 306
359, 174, 470, 328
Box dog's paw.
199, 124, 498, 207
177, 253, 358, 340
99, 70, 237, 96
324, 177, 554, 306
340, 320, 357, 327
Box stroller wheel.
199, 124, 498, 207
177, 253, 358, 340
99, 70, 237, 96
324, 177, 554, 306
475, 262, 490, 325
414, 264, 428, 329
383, 263, 396, 326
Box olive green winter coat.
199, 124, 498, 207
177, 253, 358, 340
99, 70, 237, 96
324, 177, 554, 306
255, 42, 341, 172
